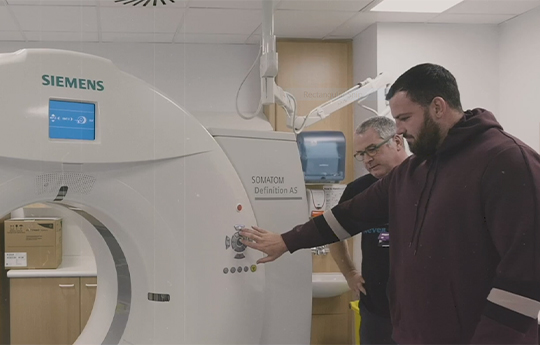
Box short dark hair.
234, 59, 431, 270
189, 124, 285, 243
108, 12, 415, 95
386, 63, 463, 112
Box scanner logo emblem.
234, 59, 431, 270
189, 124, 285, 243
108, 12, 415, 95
42, 75, 105, 91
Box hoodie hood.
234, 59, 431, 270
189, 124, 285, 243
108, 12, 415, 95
437, 108, 503, 156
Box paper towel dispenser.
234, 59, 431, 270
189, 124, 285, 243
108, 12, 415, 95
296, 131, 345, 183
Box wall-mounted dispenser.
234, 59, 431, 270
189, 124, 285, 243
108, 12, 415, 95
296, 131, 346, 183
306, 189, 326, 218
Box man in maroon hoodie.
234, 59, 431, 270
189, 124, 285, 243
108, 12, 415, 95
241, 63, 540, 344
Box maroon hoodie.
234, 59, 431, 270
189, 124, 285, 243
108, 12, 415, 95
282, 109, 540, 344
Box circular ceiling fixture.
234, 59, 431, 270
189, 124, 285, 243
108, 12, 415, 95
114, 0, 177, 6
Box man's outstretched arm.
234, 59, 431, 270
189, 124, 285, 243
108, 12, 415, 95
241, 174, 391, 263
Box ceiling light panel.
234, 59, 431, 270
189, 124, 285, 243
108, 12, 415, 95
371, 0, 465, 13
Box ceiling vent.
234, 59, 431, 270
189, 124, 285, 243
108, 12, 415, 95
114, 0, 177, 6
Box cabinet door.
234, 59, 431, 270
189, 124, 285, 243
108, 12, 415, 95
80, 277, 97, 330
311, 313, 352, 345
10, 277, 80, 345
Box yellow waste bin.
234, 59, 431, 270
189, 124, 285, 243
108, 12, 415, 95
349, 300, 361, 345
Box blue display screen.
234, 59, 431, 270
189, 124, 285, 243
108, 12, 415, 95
49, 100, 96, 141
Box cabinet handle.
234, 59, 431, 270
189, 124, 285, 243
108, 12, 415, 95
85, 284, 98, 287
59, 284, 75, 288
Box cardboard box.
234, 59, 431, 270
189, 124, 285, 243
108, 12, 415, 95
4, 218, 62, 269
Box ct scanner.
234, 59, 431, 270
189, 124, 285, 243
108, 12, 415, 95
0, 49, 312, 344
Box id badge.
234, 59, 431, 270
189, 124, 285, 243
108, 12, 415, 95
378, 232, 390, 248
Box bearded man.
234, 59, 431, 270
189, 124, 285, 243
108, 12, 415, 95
241, 63, 540, 345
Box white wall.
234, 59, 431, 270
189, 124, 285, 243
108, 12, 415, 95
376, 23, 500, 116
352, 23, 500, 164
352, 24, 378, 179
499, 7, 540, 152
370, 19, 538, 151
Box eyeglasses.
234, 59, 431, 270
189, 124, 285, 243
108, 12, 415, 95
353, 136, 393, 162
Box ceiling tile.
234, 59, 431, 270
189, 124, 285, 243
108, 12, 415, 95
274, 9, 356, 38
174, 32, 250, 43
330, 11, 438, 37
188, 0, 263, 9
100, 6, 185, 32
181, 8, 261, 34
328, 16, 373, 37
325, 34, 361, 39
0, 6, 20, 31
25, 31, 99, 41
98, 0, 188, 7
278, 0, 373, 12
10, 5, 98, 31
446, 0, 540, 15
101, 31, 175, 42
7, 0, 96, 5
371, 11, 437, 22
429, 13, 514, 23
0, 31, 25, 41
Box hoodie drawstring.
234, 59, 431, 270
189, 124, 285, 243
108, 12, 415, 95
409, 158, 440, 255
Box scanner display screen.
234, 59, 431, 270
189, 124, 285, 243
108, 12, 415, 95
49, 100, 96, 140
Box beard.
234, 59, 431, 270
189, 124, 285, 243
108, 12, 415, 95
409, 110, 442, 160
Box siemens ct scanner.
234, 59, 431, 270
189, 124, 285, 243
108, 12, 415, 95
0, 49, 312, 344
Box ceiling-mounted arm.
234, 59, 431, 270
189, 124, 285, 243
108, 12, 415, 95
258, 0, 390, 133
287, 73, 392, 132
260, 0, 295, 116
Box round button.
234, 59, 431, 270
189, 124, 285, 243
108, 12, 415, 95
238, 266, 242, 273
223, 268, 229, 274
231, 267, 236, 273
231, 232, 247, 252
244, 266, 249, 272
250, 265, 257, 272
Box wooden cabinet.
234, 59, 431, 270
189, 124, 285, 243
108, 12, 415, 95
80, 277, 97, 330
10, 276, 97, 345
311, 313, 351, 345
311, 292, 353, 345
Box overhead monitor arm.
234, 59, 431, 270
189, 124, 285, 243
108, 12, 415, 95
258, 0, 391, 133
259, 0, 296, 116
287, 73, 392, 131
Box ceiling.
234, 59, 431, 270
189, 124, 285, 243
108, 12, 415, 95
0, 0, 539, 44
